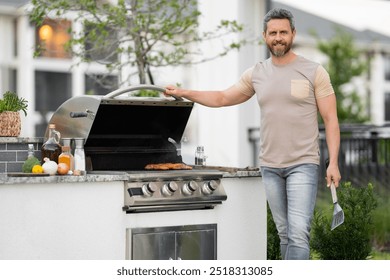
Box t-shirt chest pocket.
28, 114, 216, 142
291, 79, 310, 99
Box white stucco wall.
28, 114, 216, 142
177, 0, 266, 167
370, 48, 386, 125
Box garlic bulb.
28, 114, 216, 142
42, 157, 58, 175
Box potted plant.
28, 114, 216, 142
0, 91, 28, 137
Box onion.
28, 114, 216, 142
57, 163, 69, 175
42, 157, 58, 175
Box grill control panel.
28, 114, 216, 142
123, 178, 227, 213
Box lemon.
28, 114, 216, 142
32, 165, 44, 174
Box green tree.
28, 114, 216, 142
315, 28, 369, 123
30, 0, 246, 86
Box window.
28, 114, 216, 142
1, 69, 17, 93
386, 92, 390, 121
85, 74, 118, 96
13, 18, 18, 57
35, 71, 72, 111
34, 71, 72, 136
84, 22, 118, 63
385, 54, 390, 81
35, 18, 72, 59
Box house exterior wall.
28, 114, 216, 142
0, 0, 267, 168
2, 0, 389, 168
179, 0, 265, 167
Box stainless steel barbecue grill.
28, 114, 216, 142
47, 85, 227, 213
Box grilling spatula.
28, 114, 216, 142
330, 182, 344, 230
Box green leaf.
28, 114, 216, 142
0, 91, 28, 116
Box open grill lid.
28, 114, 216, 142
47, 85, 194, 170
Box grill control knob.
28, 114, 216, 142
142, 182, 158, 197
162, 181, 178, 196
202, 180, 219, 195
183, 180, 199, 196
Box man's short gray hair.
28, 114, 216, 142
263, 8, 295, 32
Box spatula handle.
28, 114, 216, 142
330, 182, 338, 204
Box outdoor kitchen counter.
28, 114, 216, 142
0, 168, 264, 260
0, 171, 129, 185
192, 165, 261, 177
0, 167, 260, 185
217, 168, 261, 178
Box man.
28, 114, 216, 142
165, 8, 341, 260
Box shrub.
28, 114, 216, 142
267, 204, 282, 260
371, 195, 390, 251
311, 182, 377, 259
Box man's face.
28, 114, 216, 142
263, 19, 295, 57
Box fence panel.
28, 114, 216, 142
248, 126, 390, 190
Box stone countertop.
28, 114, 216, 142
0, 166, 261, 185
221, 169, 261, 178
193, 165, 261, 178
0, 171, 129, 185
0, 137, 43, 144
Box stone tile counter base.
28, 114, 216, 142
0, 137, 43, 173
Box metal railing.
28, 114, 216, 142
248, 124, 390, 190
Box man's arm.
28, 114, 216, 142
317, 94, 341, 187
164, 84, 251, 107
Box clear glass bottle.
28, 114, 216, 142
62, 138, 72, 149
74, 138, 86, 172
195, 146, 206, 166
58, 145, 73, 171
27, 144, 35, 158
22, 144, 40, 173
41, 124, 61, 164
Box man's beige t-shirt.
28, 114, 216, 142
236, 55, 334, 168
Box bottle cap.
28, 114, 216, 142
62, 138, 72, 146
62, 146, 70, 152
74, 138, 85, 148
197, 146, 204, 152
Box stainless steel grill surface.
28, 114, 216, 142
47, 85, 227, 212
123, 169, 226, 213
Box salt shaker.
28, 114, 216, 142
195, 146, 206, 166
74, 138, 86, 173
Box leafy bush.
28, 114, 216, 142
267, 204, 282, 260
311, 182, 377, 259
133, 89, 160, 97
371, 195, 390, 251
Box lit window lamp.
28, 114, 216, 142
37, 20, 71, 59
39, 24, 53, 41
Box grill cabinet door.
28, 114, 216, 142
176, 228, 216, 260
131, 224, 217, 260
132, 231, 175, 260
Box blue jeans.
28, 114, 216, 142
261, 164, 319, 260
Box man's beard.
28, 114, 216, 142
267, 41, 292, 57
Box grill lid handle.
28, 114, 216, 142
103, 85, 183, 101
69, 109, 95, 120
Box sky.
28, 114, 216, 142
274, 0, 390, 37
